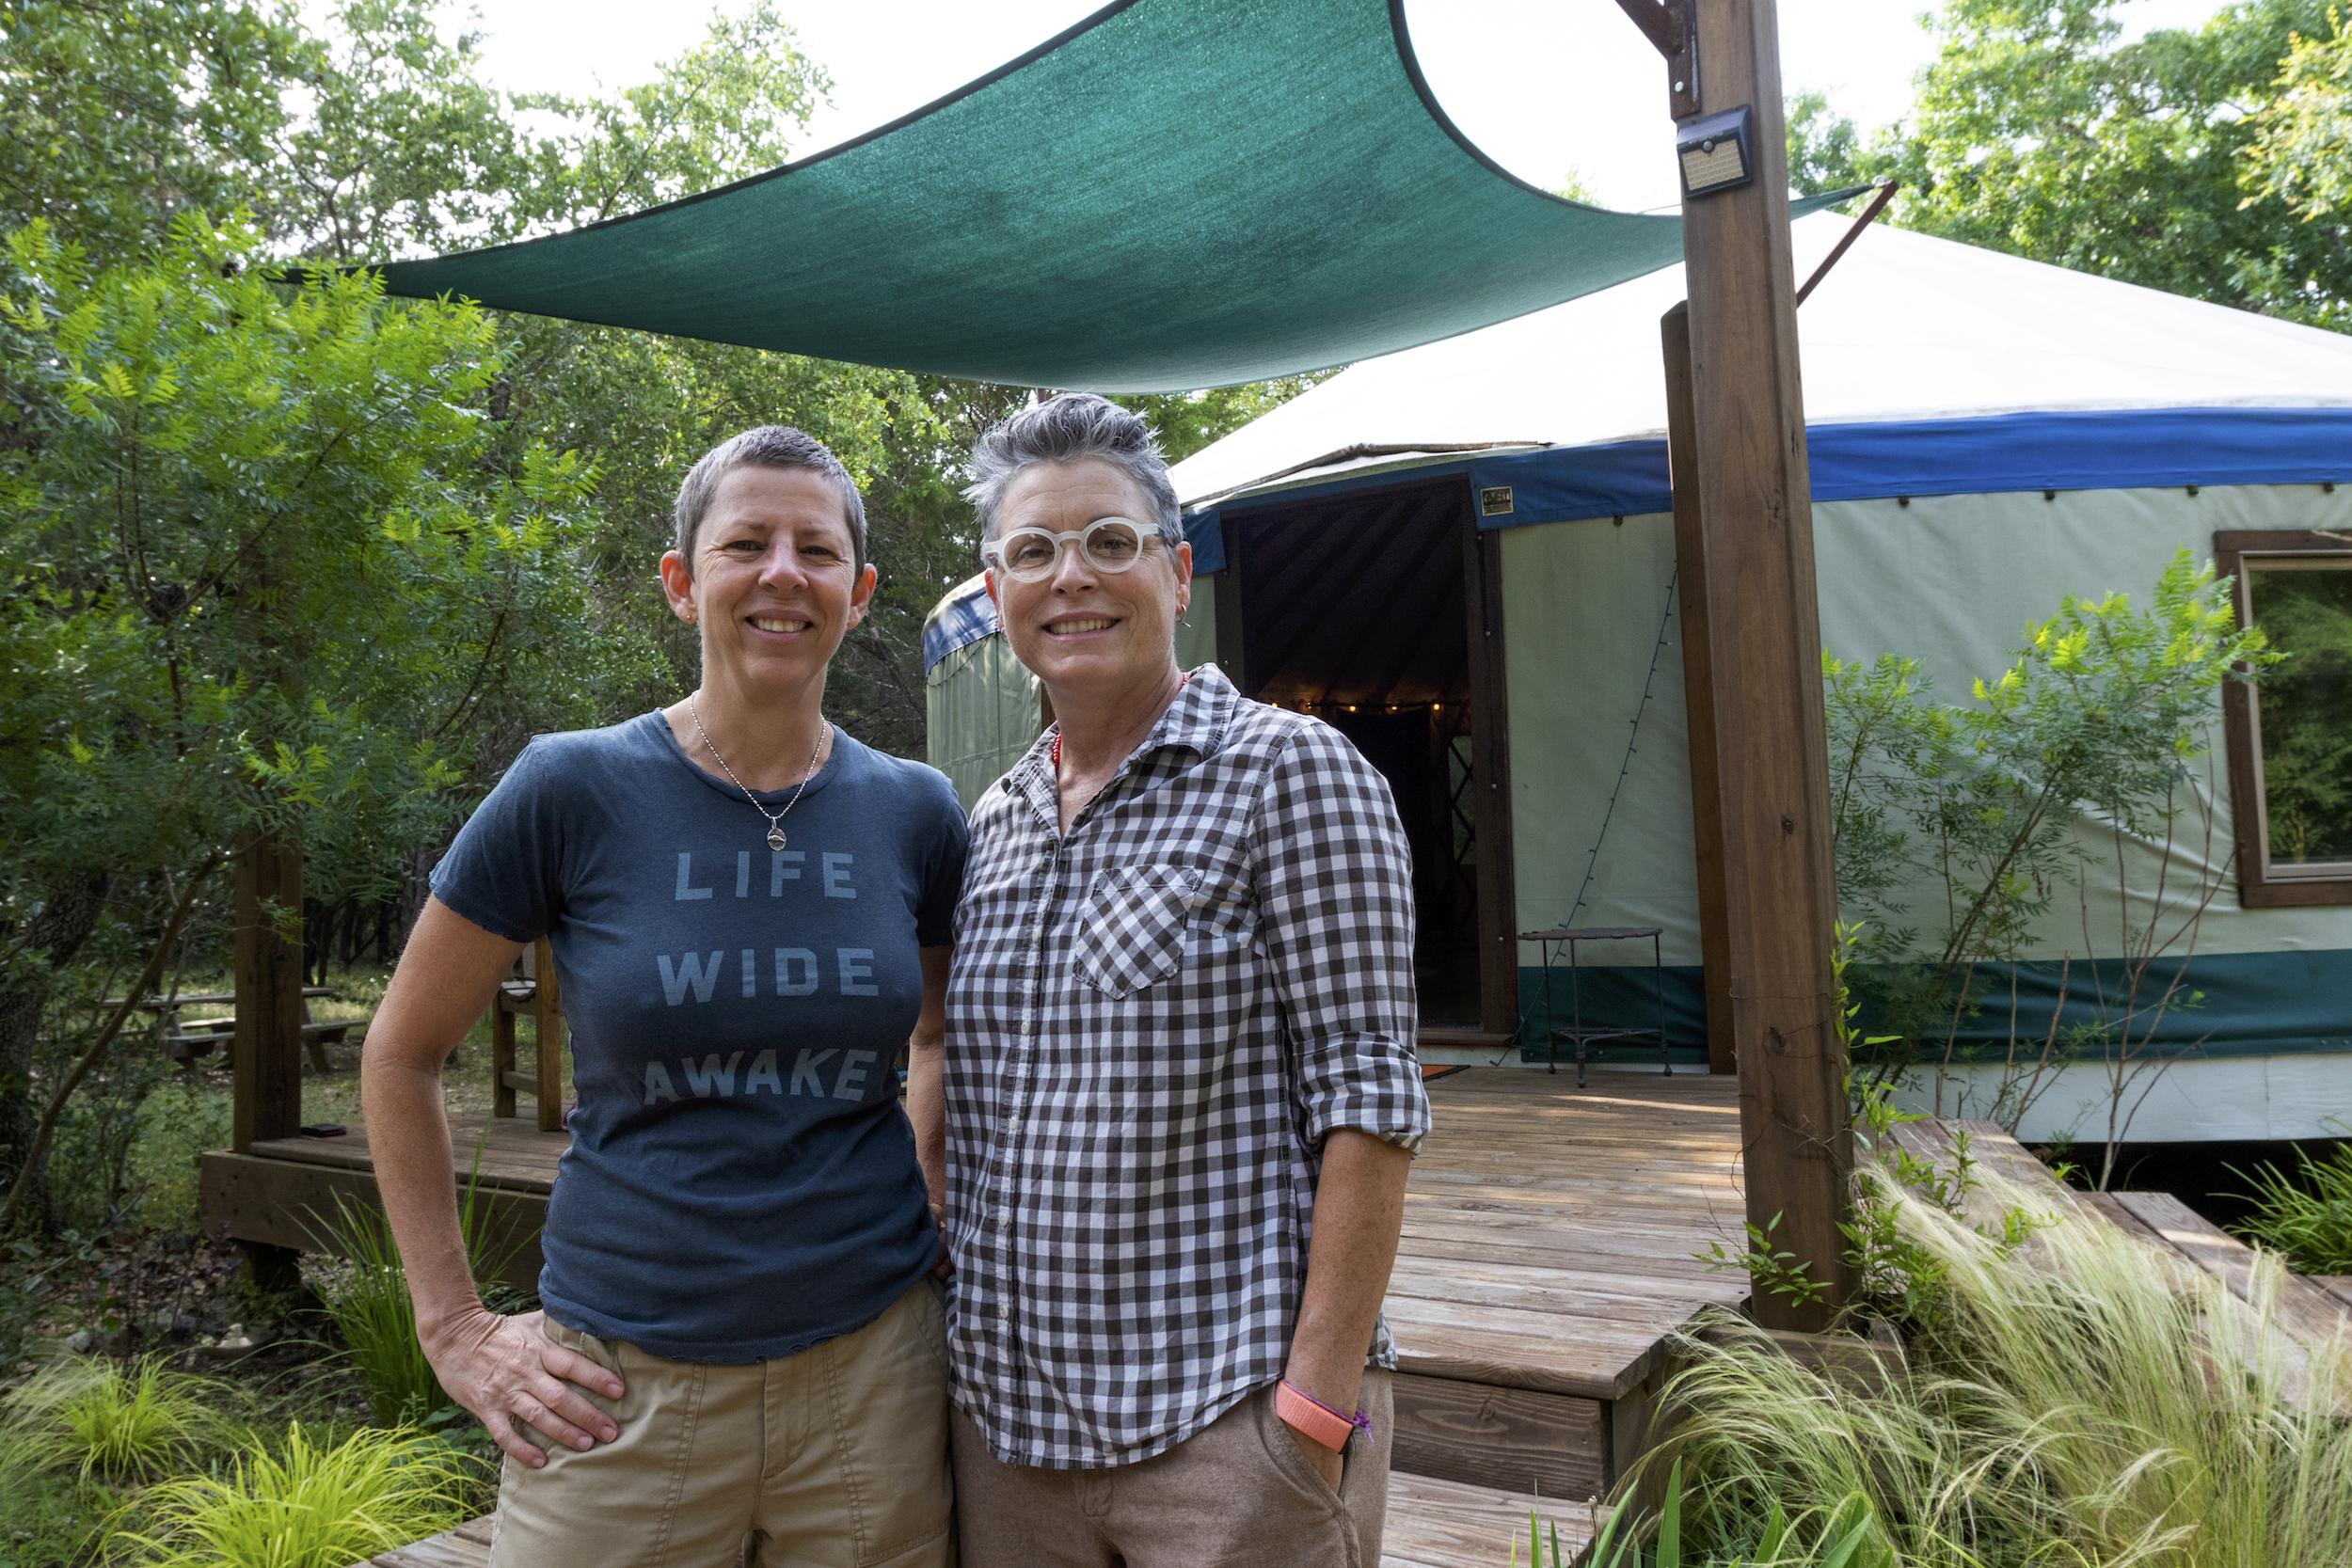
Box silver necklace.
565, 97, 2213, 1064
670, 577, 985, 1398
687, 695, 831, 851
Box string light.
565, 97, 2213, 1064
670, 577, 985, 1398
1279, 699, 1458, 717
1565, 566, 1678, 927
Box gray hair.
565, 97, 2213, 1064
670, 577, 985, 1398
673, 426, 867, 575
964, 393, 1183, 557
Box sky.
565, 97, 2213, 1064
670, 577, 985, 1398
389, 0, 2245, 214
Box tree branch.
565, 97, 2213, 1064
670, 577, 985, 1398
0, 851, 224, 1236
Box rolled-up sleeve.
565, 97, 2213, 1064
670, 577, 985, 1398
1248, 722, 1432, 1152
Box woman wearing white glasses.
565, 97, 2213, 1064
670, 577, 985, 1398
936, 394, 1430, 1568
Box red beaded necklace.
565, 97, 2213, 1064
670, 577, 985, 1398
1052, 672, 1191, 771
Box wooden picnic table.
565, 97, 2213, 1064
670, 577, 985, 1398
106, 986, 338, 1013
106, 986, 360, 1071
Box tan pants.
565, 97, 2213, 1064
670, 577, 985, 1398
951, 1370, 1393, 1568
489, 1281, 954, 1568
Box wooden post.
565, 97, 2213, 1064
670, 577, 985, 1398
1461, 520, 1520, 1040
532, 939, 564, 1133
1672, 0, 1856, 1325
231, 833, 306, 1153
230, 832, 307, 1292
1661, 303, 1736, 1076
491, 984, 518, 1120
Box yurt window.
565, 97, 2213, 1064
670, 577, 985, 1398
2217, 531, 2352, 907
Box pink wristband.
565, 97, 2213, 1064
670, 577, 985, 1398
1275, 1378, 1372, 1451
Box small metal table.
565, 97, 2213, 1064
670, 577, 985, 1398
1518, 925, 1672, 1087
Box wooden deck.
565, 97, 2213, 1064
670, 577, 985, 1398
206, 1067, 1750, 1567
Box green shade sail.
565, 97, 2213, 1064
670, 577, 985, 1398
373, 0, 1851, 393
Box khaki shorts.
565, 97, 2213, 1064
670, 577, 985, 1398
489, 1280, 953, 1568
951, 1370, 1393, 1568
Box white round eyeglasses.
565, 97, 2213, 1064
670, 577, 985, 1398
983, 516, 1167, 582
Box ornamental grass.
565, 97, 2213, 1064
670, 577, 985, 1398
2, 1354, 237, 1484
1647, 1169, 2352, 1568
112, 1421, 484, 1568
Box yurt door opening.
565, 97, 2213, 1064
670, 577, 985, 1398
1212, 477, 1518, 1042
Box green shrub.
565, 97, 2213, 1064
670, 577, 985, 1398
123, 1078, 233, 1234
1654, 1171, 2352, 1566
3, 1355, 234, 1484
2230, 1139, 2352, 1275
110, 1422, 483, 1568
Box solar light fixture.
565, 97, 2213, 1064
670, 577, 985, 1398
1677, 105, 1755, 197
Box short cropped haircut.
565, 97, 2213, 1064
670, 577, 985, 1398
964, 393, 1182, 557
672, 426, 867, 575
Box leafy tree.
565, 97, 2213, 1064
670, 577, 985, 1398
0, 0, 307, 257
0, 214, 619, 1227
2242, 6, 2352, 221
1789, 0, 2352, 330
261, 0, 541, 261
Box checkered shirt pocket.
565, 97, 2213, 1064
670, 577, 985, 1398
1073, 863, 1200, 998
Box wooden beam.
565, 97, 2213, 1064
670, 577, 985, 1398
1661, 303, 1735, 1075
1673, 0, 1855, 1326
1613, 0, 1700, 118
231, 833, 306, 1152
1389, 1372, 1606, 1500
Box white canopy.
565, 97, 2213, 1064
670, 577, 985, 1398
1169, 214, 2352, 509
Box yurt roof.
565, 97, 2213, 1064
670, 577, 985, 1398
1168, 214, 2352, 511
926, 216, 2352, 668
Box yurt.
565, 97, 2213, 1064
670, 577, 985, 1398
923, 214, 2352, 1143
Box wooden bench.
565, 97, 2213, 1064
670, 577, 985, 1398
165, 1016, 362, 1070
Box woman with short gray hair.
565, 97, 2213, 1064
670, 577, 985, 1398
936, 392, 1430, 1568
364, 424, 966, 1566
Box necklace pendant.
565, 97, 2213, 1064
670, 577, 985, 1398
767, 826, 788, 852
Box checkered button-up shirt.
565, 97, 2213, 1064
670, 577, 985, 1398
944, 663, 1431, 1468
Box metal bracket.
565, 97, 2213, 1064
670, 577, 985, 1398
1612, 0, 1700, 119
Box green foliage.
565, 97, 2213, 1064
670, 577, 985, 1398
1700, 1212, 1830, 1314
2239, 562, 2352, 863
2229, 1136, 2352, 1273
1820, 555, 2271, 1143
1790, 0, 2352, 331
1515, 1460, 1884, 1567
0, 208, 609, 1212
302, 1156, 524, 1427
0, 1, 310, 258
111, 1421, 485, 1568
1659, 1176, 2352, 1567
44, 1047, 171, 1235
3, 1355, 234, 1484
122, 1078, 234, 1234
2244, 7, 2352, 222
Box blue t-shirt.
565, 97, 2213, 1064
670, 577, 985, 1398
429, 713, 968, 1362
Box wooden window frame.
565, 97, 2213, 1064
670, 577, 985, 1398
2216, 529, 2352, 908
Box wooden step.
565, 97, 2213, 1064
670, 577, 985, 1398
1383, 1470, 1605, 1568
2106, 1190, 2351, 1354
357, 1513, 491, 1565
1390, 1372, 1606, 1503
